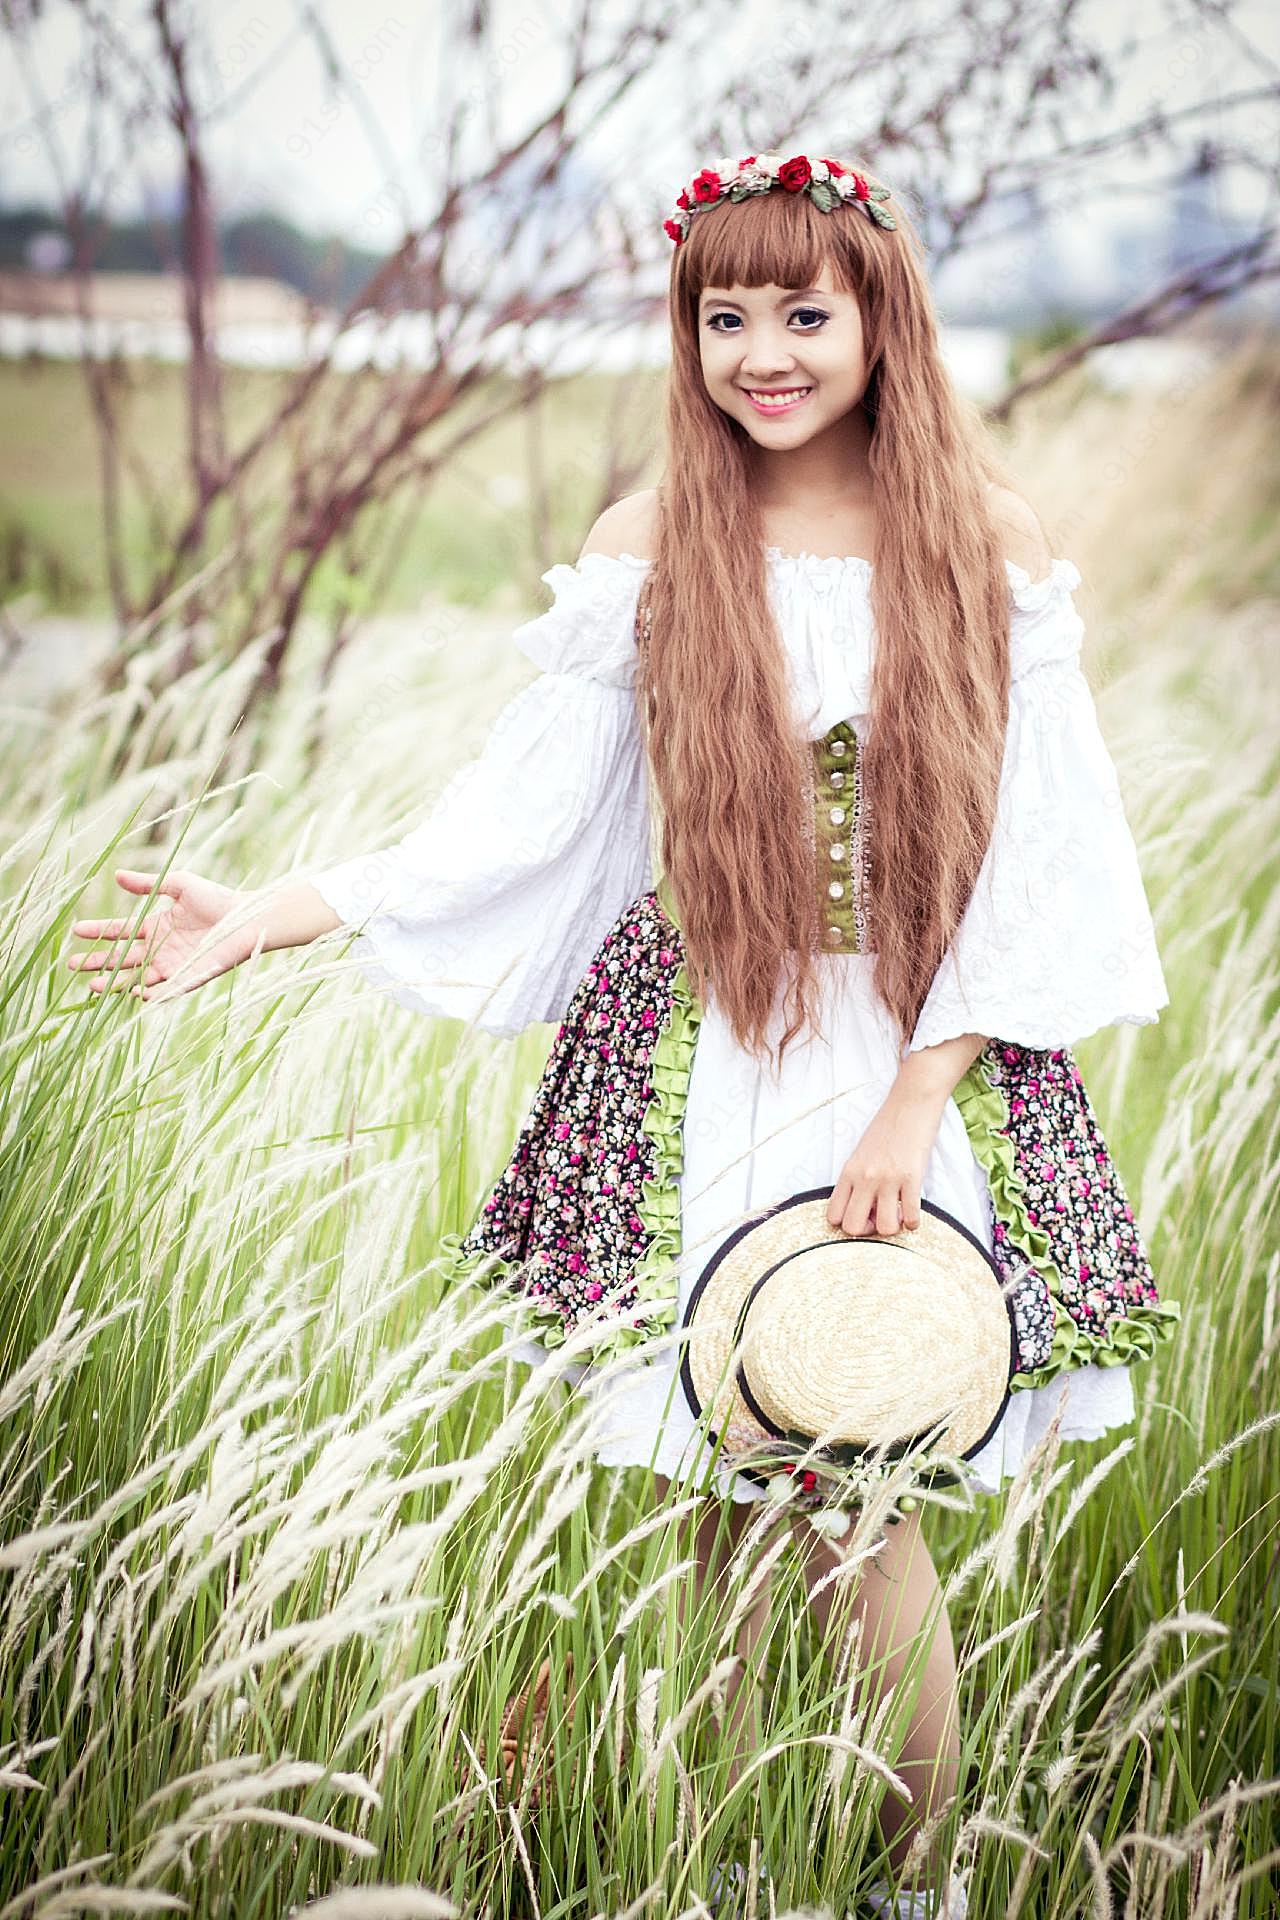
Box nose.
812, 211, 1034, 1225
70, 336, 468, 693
737, 326, 802, 382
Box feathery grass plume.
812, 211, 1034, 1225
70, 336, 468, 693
612, 1559, 702, 1642
134, 1758, 381, 1881
713, 1524, 793, 1655
635, 1665, 663, 1824
563, 1493, 705, 1605
0, 1751, 53, 1794
639, 1656, 741, 1789
1091, 1609, 1229, 1747
19, 1891, 188, 1915
955, 1608, 1042, 1674
1040, 1634, 1104, 1795
611, 1647, 628, 1777
671, 1741, 696, 1857
1049, 1437, 1136, 1552
836, 1659, 905, 1854
14, 1580, 74, 1748
1005, 1631, 1118, 1814
297, 1892, 457, 1918
1083, 1829, 1115, 1920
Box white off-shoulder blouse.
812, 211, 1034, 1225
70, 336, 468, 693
309, 546, 1169, 1055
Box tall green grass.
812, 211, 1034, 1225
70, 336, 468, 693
1, 343, 1278, 1918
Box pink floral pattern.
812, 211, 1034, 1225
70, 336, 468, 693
452, 889, 683, 1342
970, 1041, 1174, 1381
993, 1230, 1061, 1377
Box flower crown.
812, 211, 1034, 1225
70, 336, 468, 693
663, 151, 897, 246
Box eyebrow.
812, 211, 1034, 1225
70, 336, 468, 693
699, 286, 834, 309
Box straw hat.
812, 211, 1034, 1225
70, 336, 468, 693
678, 1189, 1015, 1499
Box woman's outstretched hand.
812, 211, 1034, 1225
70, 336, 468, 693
66, 867, 264, 1003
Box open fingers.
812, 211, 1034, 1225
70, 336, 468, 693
69, 869, 170, 944
115, 868, 167, 896
68, 939, 155, 975
87, 965, 166, 995
70, 915, 147, 941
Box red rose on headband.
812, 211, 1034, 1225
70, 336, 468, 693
691, 169, 722, 204
778, 155, 812, 192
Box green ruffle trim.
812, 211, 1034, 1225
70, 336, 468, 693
953, 1054, 1183, 1392
628, 955, 703, 1350
432, 1226, 678, 1370
952, 1063, 1061, 1284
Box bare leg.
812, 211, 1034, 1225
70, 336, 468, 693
789, 1504, 960, 1889
653, 1471, 781, 1795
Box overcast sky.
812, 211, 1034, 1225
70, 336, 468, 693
1, 0, 1273, 256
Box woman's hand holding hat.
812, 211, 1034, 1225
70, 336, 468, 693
828, 1031, 992, 1237
827, 1076, 950, 1238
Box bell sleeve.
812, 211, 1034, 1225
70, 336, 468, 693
307, 553, 654, 1037
908, 558, 1170, 1055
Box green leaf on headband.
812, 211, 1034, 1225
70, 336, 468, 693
728, 183, 752, 201
808, 182, 836, 212
868, 183, 891, 200
868, 203, 897, 228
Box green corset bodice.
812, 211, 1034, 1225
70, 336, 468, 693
655, 718, 872, 954
811, 718, 871, 954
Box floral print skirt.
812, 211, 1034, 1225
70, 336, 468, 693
439, 884, 1180, 1503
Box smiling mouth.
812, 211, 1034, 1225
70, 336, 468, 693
743, 386, 813, 411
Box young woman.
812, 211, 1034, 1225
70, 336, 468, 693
68, 152, 1178, 1919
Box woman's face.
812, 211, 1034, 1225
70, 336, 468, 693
697, 260, 869, 445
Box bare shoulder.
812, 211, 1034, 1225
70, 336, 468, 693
576, 489, 659, 564
986, 483, 1053, 582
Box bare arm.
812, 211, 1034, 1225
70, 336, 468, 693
827, 1030, 989, 1237
238, 878, 342, 952
896, 1029, 989, 1104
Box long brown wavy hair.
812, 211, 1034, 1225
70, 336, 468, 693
636, 166, 1034, 1072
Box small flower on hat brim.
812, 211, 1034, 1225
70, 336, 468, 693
807, 1506, 855, 1537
